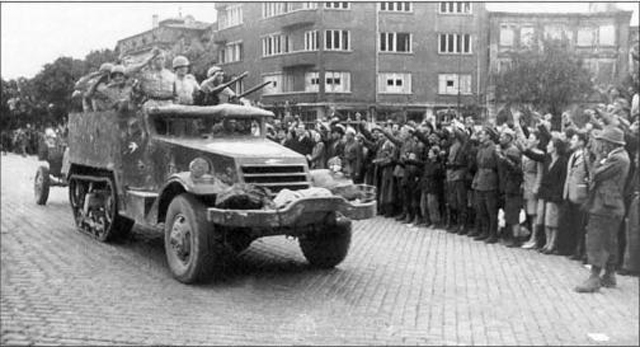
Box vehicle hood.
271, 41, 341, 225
158, 137, 305, 161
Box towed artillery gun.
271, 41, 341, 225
65, 97, 376, 283
34, 128, 68, 204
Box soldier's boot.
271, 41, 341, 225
601, 264, 617, 288
485, 227, 499, 244
456, 209, 468, 235
473, 228, 489, 241
446, 210, 458, 233
575, 266, 602, 293
503, 225, 519, 248
403, 212, 414, 224
411, 214, 423, 226
395, 210, 407, 221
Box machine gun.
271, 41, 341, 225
233, 81, 272, 100
202, 71, 248, 95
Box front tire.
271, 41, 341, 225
164, 194, 220, 284
35, 166, 50, 205
299, 216, 352, 268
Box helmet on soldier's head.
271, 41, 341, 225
99, 63, 114, 74
110, 65, 125, 77
206, 66, 223, 78
172, 56, 190, 70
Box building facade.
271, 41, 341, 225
487, 8, 633, 111
212, 2, 488, 122
116, 15, 212, 64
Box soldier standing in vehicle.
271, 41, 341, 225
86, 65, 132, 111
199, 65, 249, 106
73, 63, 113, 112
172, 55, 201, 105
125, 47, 176, 107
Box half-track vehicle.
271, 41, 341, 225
66, 103, 376, 283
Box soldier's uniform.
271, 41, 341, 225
174, 74, 200, 105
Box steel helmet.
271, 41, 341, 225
172, 55, 190, 69
99, 63, 114, 74
110, 65, 125, 76
206, 65, 223, 78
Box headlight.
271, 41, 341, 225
189, 157, 211, 179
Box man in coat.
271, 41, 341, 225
575, 126, 630, 293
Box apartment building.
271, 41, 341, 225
212, 2, 488, 122
488, 8, 633, 92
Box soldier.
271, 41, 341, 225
200, 66, 249, 106
87, 65, 132, 111
342, 127, 363, 183
126, 47, 176, 106
73, 63, 113, 111
172, 56, 200, 105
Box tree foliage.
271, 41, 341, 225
494, 39, 594, 127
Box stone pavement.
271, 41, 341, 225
1, 153, 638, 345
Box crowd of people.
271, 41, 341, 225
1, 122, 67, 157
267, 88, 639, 294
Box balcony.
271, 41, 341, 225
265, 50, 319, 69
277, 10, 319, 30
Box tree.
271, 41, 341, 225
494, 39, 594, 129
31, 56, 86, 123
84, 48, 118, 72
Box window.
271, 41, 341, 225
305, 72, 320, 92
439, 2, 471, 14
378, 73, 411, 94
219, 41, 243, 64
262, 33, 290, 57
324, 2, 350, 9
305, 30, 319, 51
499, 25, 514, 46
262, 2, 317, 17
263, 3, 287, 18
598, 25, 615, 46
325, 30, 350, 51
520, 27, 534, 48
438, 74, 472, 95
438, 33, 471, 54
220, 5, 243, 29
577, 27, 596, 47
379, 2, 412, 12
380, 32, 412, 53
325, 71, 351, 93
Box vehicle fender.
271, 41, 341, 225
156, 172, 231, 223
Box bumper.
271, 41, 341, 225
207, 196, 376, 228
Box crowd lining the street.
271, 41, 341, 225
268, 89, 639, 293
4, 46, 638, 294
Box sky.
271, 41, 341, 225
1, 1, 638, 80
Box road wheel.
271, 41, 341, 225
299, 217, 352, 268
68, 175, 133, 242
164, 194, 220, 284
34, 166, 50, 205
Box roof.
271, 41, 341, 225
489, 10, 633, 20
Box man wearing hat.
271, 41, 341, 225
126, 47, 177, 106
471, 126, 501, 243
444, 124, 470, 233
200, 65, 248, 106
576, 126, 630, 293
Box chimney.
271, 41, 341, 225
152, 14, 159, 29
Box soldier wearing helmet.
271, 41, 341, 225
73, 62, 114, 111
199, 65, 249, 106
87, 64, 133, 111
172, 55, 201, 105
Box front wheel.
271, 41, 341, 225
299, 217, 352, 268
164, 194, 221, 284
34, 166, 50, 205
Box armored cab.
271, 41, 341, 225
66, 104, 376, 283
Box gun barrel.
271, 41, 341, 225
236, 81, 272, 99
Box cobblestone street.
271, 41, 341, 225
1, 154, 638, 345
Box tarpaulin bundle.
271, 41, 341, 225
215, 183, 274, 210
